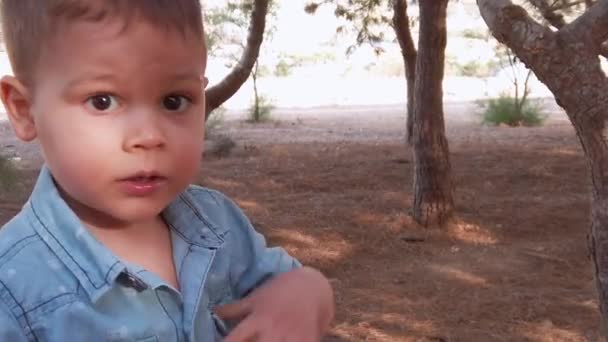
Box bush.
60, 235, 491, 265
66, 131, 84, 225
248, 95, 274, 123
480, 95, 545, 127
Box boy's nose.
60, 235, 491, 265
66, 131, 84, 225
126, 133, 165, 151
123, 116, 167, 151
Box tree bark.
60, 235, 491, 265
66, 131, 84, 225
204, 0, 269, 119
392, 0, 417, 144
528, 0, 567, 28
411, 0, 454, 227
478, 0, 608, 333
527, 0, 608, 58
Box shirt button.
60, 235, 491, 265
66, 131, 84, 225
117, 271, 149, 292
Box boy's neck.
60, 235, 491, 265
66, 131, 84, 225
87, 215, 179, 289
85, 214, 168, 241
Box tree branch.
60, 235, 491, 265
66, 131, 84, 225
550, 0, 587, 11
392, 0, 417, 144
478, 0, 608, 121
205, 0, 270, 118
477, 0, 553, 54
564, 0, 608, 50
528, 0, 608, 57
520, 69, 533, 111
586, 0, 597, 9
528, 0, 567, 28
392, 0, 416, 59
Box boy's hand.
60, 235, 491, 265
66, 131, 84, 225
215, 267, 334, 342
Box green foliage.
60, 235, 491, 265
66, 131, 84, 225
205, 2, 249, 54
459, 60, 499, 77
248, 95, 274, 123
254, 64, 272, 78
274, 52, 336, 77
461, 28, 488, 40
274, 59, 293, 77
205, 0, 279, 64
274, 55, 305, 77
480, 95, 545, 127
305, 0, 394, 55
0, 154, 19, 192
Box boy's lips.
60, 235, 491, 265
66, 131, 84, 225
119, 171, 167, 196
121, 171, 165, 181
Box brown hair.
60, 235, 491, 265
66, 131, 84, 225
1, 0, 205, 84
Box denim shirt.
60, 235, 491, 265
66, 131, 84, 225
0, 167, 300, 341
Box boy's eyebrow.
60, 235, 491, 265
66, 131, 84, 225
168, 71, 204, 83
64, 71, 203, 89
65, 73, 119, 89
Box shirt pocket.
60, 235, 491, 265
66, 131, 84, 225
205, 256, 235, 308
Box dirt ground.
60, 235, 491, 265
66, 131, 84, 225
0, 102, 600, 341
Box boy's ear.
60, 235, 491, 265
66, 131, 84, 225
0, 76, 37, 141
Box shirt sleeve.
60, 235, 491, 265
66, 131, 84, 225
208, 190, 302, 298
0, 302, 28, 341
234, 216, 302, 298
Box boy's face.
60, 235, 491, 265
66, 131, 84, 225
2, 18, 207, 227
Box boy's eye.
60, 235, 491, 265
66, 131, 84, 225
86, 94, 119, 112
163, 95, 190, 112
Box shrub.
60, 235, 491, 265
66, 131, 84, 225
481, 95, 545, 127
248, 95, 274, 123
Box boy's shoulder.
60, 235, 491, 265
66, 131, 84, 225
0, 185, 247, 271
0, 207, 47, 268
0, 206, 80, 321
166, 184, 255, 242
180, 184, 242, 215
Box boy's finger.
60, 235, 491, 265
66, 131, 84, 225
215, 299, 252, 320
224, 316, 259, 342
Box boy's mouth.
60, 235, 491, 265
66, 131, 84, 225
127, 175, 164, 182
119, 171, 167, 196
122, 171, 166, 182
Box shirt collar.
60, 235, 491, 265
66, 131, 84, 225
25, 166, 224, 302
26, 166, 126, 302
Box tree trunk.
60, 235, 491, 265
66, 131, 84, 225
204, 0, 270, 119
478, 0, 608, 333
411, 0, 454, 227
392, 0, 417, 144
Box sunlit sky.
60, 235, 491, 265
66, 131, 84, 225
205, 0, 339, 53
